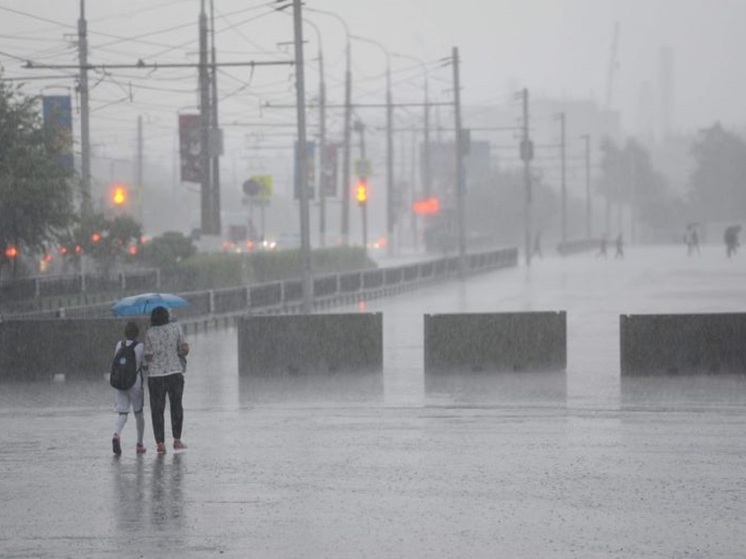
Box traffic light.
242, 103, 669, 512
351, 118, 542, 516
356, 179, 368, 206
112, 184, 127, 206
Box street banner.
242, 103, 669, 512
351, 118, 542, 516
42, 95, 73, 172
179, 114, 201, 183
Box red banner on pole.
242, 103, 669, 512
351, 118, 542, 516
179, 114, 201, 183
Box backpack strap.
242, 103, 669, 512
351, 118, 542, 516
130, 340, 142, 374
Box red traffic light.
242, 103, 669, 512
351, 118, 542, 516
5, 246, 18, 259
412, 196, 440, 215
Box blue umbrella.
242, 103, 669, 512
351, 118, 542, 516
111, 292, 189, 317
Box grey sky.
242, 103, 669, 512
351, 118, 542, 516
1, 0, 744, 161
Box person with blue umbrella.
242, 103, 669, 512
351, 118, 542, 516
143, 306, 190, 454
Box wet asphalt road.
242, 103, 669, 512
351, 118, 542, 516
2, 245, 746, 558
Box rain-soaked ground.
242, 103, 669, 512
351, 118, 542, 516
3, 244, 746, 557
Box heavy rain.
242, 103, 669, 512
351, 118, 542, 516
2, 1, 746, 557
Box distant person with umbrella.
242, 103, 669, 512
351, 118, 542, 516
724, 225, 741, 258
144, 306, 190, 454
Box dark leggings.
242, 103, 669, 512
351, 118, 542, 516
148, 374, 184, 443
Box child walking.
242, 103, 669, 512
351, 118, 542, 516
111, 321, 147, 456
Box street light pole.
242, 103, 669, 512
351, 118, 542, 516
392, 52, 431, 251
292, 0, 312, 314
452, 46, 466, 278
580, 133, 592, 238
519, 88, 533, 267
306, 8, 352, 246
305, 19, 327, 247
557, 112, 567, 245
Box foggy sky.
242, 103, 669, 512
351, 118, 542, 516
1, 0, 744, 164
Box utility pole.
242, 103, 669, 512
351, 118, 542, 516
78, 0, 91, 217
136, 115, 143, 224
580, 133, 592, 238
306, 7, 351, 246
629, 152, 636, 244
354, 120, 368, 255
352, 36, 393, 255
209, 0, 221, 237
317, 32, 327, 247
411, 126, 418, 249
341, 41, 352, 246
520, 88, 533, 267
385, 62, 394, 257
198, 1, 213, 235
423, 74, 431, 198
452, 47, 466, 277
292, 0, 313, 314
617, 153, 623, 237
558, 112, 567, 245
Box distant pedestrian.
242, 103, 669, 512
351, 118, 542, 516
532, 232, 543, 259
689, 229, 701, 256
111, 321, 146, 456
615, 233, 624, 259
597, 236, 608, 259
724, 225, 741, 258
144, 306, 190, 454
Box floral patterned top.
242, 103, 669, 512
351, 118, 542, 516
144, 322, 186, 377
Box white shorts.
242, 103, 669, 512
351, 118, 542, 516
113, 372, 145, 414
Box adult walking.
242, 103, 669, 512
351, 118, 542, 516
144, 306, 190, 454
111, 321, 146, 456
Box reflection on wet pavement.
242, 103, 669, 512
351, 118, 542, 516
3, 247, 746, 557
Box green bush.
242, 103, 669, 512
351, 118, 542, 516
139, 231, 196, 269
161, 252, 244, 291
161, 246, 376, 291
247, 246, 376, 283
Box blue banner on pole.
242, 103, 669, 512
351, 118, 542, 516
42, 95, 74, 172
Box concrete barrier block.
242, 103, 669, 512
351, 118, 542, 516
424, 312, 567, 373
0, 318, 149, 381
620, 313, 746, 376
238, 313, 383, 377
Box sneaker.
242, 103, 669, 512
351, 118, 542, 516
173, 440, 187, 450
112, 435, 121, 456
136, 444, 146, 455
156, 442, 167, 454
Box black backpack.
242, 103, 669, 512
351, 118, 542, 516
110, 341, 140, 390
